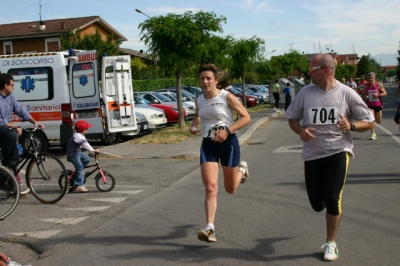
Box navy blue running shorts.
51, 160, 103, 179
200, 134, 240, 167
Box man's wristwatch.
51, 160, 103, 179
224, 126, 231, 135
350, 123, 356, 131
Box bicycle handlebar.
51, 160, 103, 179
9, 125, 42, 132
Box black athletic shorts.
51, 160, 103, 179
304, 152, 349, 215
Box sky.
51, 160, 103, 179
1, 0, 399, 65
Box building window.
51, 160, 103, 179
45, 37, 60, 52
3, 41, 13, 54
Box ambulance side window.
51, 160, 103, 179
72, 63, 96, 98
8, 67, 53, 101
104, 66, 115, 96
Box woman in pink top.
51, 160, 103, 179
362, 72, 387, 140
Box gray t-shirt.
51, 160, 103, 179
286, 81, 374, 161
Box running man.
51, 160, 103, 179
285, 53, 374, 261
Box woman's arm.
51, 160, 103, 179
226, 93, 251, 133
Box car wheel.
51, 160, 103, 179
102, 132, 121, 145
19, 130, 49, 153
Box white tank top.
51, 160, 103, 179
197, 89, 235, 138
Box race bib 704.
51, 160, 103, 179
308, 107, 338, 125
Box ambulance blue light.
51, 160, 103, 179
68, 48, 76, 56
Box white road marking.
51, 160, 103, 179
9, 230, 63, 239
111, 190, 143, 195
64, 206, 111, 212
272, 145, 302, 153
376, 124, 400, 145
89, 197, 128, 203
40, 217, 89, 225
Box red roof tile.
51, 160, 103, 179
0, 16, 127, 41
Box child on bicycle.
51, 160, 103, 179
66, 120, 100, 193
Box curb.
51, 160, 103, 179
238, 112, 280, 145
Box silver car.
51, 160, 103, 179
157, 91, 196, 119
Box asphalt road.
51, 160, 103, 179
1, 85, 399, 266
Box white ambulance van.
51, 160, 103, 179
0, 50, 137, 152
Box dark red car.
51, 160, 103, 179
134, 96, 185, 124
227, 87, 259, 107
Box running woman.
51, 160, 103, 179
362, 72, 387, 140
189, 63, 250, 243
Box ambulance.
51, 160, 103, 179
0, 50, 137, 152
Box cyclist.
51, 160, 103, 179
0, 73, 45, 198
66, 120, 100, 193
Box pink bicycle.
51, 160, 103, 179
58, 153, 115, 192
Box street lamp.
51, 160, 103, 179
135, 8, 155, 78
135, 8, 151, 19
266, 49, 276, 57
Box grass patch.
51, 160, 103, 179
247, 104, 272, 113
128, 122, 194, 144
128, 104, 272, 144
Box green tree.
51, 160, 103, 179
335, 64, 356, 81
228, 36, 265, 106
138, 11, 227, 128
253, 60, 275, 84
60, 29, 121, 77
130, 57, 148, 80
386, 69, 396, 80
267, 51, 308, 83
356, 55, 372, 77
369, 56, 383, 80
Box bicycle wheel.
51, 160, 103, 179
58, 170, 73, 190
0, 166, 20, 220
26, 153, 68, 204
95, 171, 115, 192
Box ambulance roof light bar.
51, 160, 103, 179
68, 48, 78, 62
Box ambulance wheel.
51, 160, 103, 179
19, 130, 49, 153
102, 133, 121, 145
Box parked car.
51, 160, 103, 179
252, 85, 270, 93
157, 91, 196, 120
181, 85, 203, 97
227, 87, 259, 107
157, 87, 198, 101
133, 98, 168, 131
244, 87, 269, 104
121, 111, 149, 139
246, 85, 270, 103
134, 91, 193, 118
134, 96, 184, 124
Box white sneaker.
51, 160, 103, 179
239, 161, 249, 184
276, 109, 281, 113
321, 241, 339, 261
197, 228, 216, 242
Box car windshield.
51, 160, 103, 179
245, 88, 255, 94
230, 87, 242, 94
256, 85, 269, 92
152, 92, 174, 102
134, 96, 151, 105
181, 90, 196, 99
162, 92, 177, 101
